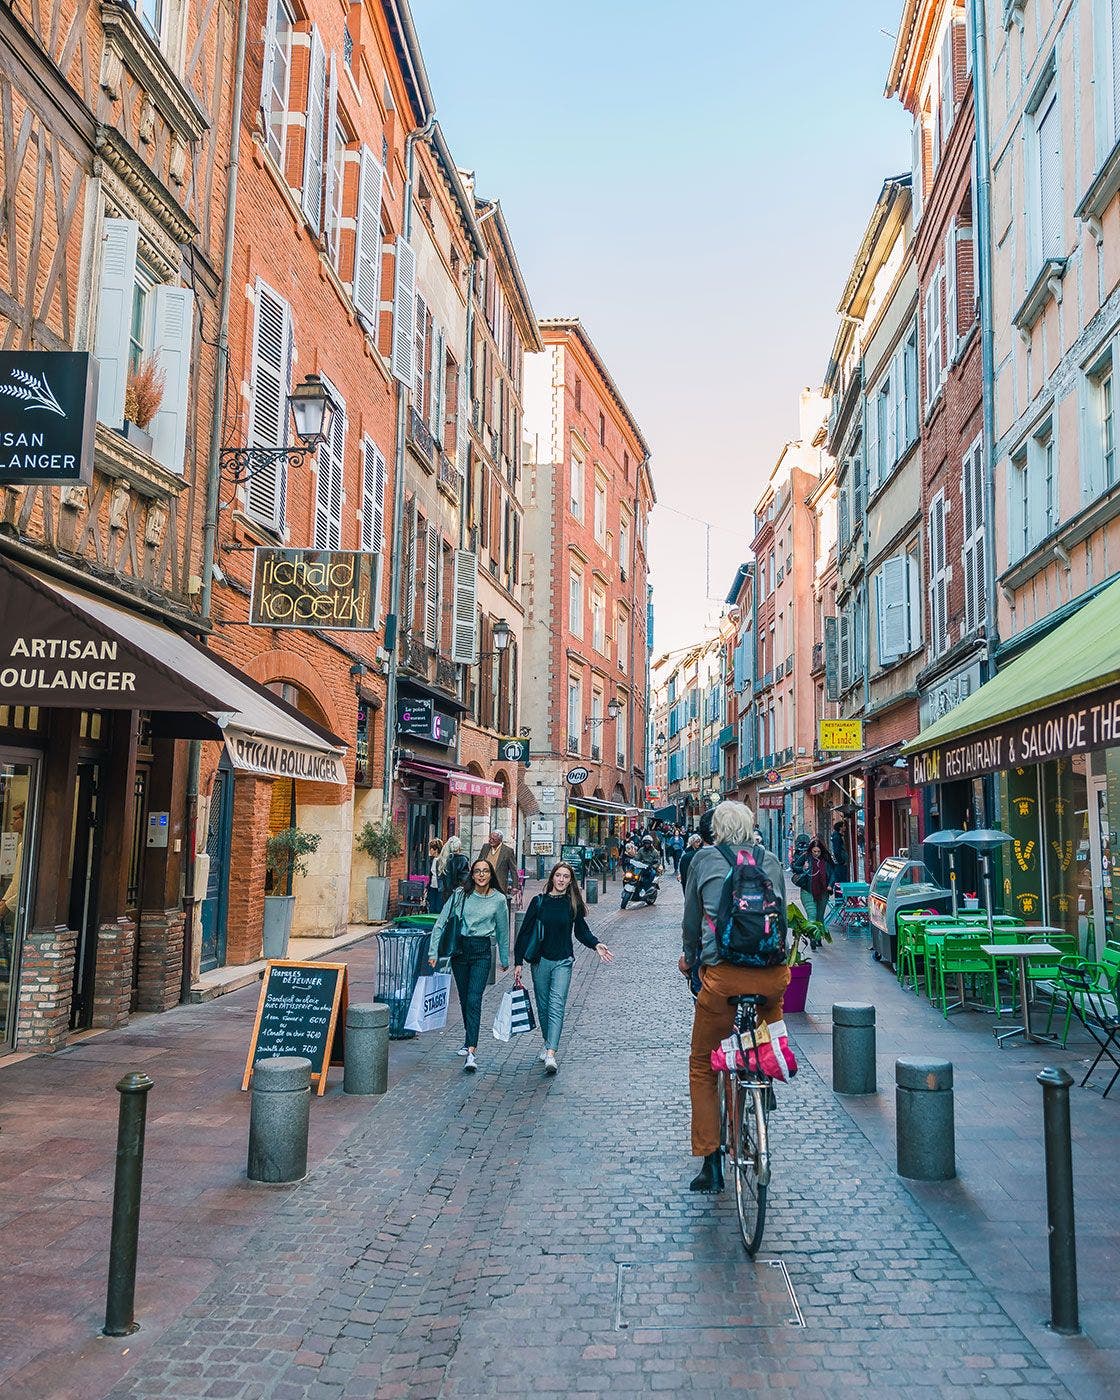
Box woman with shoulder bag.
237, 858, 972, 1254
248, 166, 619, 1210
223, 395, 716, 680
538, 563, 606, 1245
514, 861, 613, 1076
435, 835, 470, 905
428, 858, 509, 1073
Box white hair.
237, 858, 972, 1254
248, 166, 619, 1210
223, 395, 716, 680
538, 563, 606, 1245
490, 830, 505, 842
711, 800, 756, 846
688, 834, 702, 849
435, 834, 462, 875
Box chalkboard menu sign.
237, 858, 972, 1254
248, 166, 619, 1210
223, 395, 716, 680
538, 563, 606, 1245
241, 960, 349, 1095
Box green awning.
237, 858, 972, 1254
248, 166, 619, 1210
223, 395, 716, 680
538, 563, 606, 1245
904, 576, 1120, 779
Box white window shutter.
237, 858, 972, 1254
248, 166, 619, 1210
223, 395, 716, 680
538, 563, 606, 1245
945, 224, 958, 361
353, 147, 382, 323
246, 280, 291, 531
911, 117, 924, 224
301, 27, 327, 232
94, 218, 139, 428
865, 393, 878, 491
878, 555, 908, 661
1038, 93, 1063, 260
314, 391, 344, 550
906, 549, 923, 648
940, 25, 954, 142
391, 238, 415, 385
430, 325, 444, 439
259, 0, 279, 114
424, 522, 439, 648
839, 612, 850, 691
885, 380, 897, 469
451, 548, 478, 663
149, 285, 193, 473
361, 435, 386, 553
322, 57, 339, 256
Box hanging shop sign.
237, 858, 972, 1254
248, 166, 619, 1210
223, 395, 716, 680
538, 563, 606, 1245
223, 729, 346, 784
565, 765, 589, 785
496, 736, 530, 763
0, 351, 96, 485
909, 683, 1120, 785
758, 793, 786, 810
397, 698, 457, 746
819, 719, 863, 752
529, 817, 555, 856
250, 549, 377, 629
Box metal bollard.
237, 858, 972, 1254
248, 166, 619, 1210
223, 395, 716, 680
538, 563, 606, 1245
586, 877, 599, 905
344, 1002, 390, 1096
895, 1057, 955, 1181
1038, 1067, 1080, 1334
832, 1003, 876, 1095
247, 1056, 311, 1184
103, 1071, 154, 1337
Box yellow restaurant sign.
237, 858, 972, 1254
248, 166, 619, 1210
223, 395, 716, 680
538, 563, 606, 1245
819, 719, 863, 752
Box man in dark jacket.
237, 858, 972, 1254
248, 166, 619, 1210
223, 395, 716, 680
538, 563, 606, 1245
477, 830, 518, 895
830, 821, 850, 884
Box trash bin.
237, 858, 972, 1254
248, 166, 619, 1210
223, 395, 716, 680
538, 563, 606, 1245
376, 927, 430, 1039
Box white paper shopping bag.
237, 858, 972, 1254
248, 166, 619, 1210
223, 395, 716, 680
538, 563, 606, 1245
405, 973, 451, 1032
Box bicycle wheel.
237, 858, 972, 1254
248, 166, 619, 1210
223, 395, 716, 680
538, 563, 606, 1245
733, 1081, 769, 1256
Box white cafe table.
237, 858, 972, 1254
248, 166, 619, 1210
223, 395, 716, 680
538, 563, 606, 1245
981, 936, 1062, 1046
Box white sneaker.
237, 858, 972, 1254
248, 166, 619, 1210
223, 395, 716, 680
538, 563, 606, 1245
457, 1046, 470, 1056
544, 1050, 558, 1076
538, 1049, 548, 1063
464, 1051, 477, 1073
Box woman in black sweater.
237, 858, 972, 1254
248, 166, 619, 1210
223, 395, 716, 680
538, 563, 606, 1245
513, 861, 613, 1075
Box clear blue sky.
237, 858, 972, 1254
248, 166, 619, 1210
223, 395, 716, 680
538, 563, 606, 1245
413, 0, 908, 655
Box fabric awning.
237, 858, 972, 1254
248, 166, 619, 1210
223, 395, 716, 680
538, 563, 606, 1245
777, 743, 899, 794
400, 760, 504, 799
0, 556, 347, 784
904, 575, 1120, 780
568, 795, 638, 816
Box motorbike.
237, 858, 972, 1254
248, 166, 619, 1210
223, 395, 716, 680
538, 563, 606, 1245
621, 856, 660, 909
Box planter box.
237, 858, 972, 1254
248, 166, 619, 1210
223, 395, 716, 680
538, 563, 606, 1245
263, 894, 295, 959
122, 420, 154, 455
366, 875, 390, 922
784, 961, 812, 1014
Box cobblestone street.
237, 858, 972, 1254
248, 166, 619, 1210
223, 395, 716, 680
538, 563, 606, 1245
0, 874, 1098, 1398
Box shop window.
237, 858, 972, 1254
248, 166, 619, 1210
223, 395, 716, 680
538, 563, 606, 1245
0, 707, 41, 733
354, 700, 372, 787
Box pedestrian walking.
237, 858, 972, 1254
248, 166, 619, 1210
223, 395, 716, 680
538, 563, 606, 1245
794, 837, 835, 923
830, 820, 851, 884
477, 830, 518, 895
428, 858, 510, 1072
426, 837, 444, 914
513, 861, 613, 1075
435, 834, 470, 904
678, 833, 702, 889
680, 800, 790, 1193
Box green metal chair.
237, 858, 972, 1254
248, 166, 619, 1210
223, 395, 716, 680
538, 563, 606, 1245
1099, 940, 1120, 999
922, 921, 965, 1000
1043, 957, 1106, 1046
934, 934, 998, 1018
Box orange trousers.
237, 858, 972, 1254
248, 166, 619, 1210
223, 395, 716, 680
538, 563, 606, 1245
689, 960, 791, 1157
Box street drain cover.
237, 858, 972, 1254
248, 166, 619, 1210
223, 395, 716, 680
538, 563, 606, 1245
615, 1258, 804, 1330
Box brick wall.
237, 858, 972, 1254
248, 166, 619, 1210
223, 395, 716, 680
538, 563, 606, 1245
225, 778, 274, 966
135, 910, 186, 1013
15, 926, 78, 1053
91, 918, 136, 1030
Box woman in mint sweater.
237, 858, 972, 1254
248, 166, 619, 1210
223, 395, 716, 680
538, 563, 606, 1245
428, 858, 509, 1072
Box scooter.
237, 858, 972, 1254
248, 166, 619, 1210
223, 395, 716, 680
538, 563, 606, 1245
621, 857, 660, 909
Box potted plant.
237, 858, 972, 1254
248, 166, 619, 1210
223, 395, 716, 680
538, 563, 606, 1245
784, 903, 832, 1013
122, 356, 165, 455
263, 825, 321, 958
355, 818, 403, 922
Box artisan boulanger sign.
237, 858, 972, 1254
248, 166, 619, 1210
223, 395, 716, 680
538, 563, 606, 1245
0, 351, 96, 484
909, 684, 1120, 784
250, 549, 377, 629
224, 729, 346, 784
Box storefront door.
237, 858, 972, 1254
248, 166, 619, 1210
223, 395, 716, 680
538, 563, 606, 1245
408, 800, 441, 879
1088, 766, 1112, 960
68, 760, 103, 1029
200, 758, 233, 972
0, 755, 38, 1049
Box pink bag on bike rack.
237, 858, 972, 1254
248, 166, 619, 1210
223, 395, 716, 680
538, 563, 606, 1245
710, 1019, 798, 1083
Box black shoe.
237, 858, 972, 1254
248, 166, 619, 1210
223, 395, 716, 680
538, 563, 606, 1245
689, 1152, 724, 1193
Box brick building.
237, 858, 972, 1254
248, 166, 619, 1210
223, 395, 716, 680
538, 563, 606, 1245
454, 187, 542, 862
522, 320, 654, 854
0, 0, 240, 1046
887, 0, 987, 845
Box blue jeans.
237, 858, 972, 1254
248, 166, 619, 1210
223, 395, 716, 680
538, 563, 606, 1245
452, 935, 491, 1047
531, 956, 574, 1051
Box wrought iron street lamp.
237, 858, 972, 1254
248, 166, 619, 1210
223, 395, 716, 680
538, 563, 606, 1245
220, 374, 342, 483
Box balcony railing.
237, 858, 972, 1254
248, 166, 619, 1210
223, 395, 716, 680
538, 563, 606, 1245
401, 628, 429, 677
591, 743, 601, 760
408, 407, 435, 470
435, 656, 459, 693
437, 451, 459, 501
400, 631, 460, 699
568, 735, 580, 753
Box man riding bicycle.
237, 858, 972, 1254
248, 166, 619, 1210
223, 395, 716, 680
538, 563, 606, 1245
680, 800, 790, 1193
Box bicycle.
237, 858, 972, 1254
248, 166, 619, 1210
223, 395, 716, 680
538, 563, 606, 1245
716, 993, 774, 1257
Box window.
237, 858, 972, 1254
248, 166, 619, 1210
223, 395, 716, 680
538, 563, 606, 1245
839, 484, 851, 548
567, 677, 582, 752
325, 120, 347, 269
928, 494, 948, 657
598, 411, 606, 446
924, 267, 944, 406
1095, 0, 1120, 158
129, 261, 157, 375
962, 437, 985, 634
590, 690, 603, 757
574, 377, 582, 413
245, 278, 293, 530
360, 435, 387, 582
911, 115, 925, 223
262, 0, 295, 168
617, 607, 628, 671
314, 382, 345, 550
594, 480, 607, 545
768, 552, 775, 594
570, 452, 584, 518
1011, 422, 1059, 559
904, 324, 919, 440
1032, 79, 1064, 264
937, 21, 955, 154
1086, 349, 1118, 500
591, 590, 605, 652
875, 550, 919, 665
569, 567, 584, 636
944, 223, 958, 362
135, 0, 164, 41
